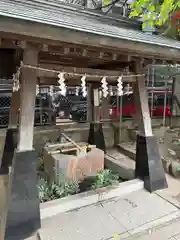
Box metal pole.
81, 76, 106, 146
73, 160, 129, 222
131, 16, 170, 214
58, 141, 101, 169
170, 77, 176, 128
39, 86, 43, 125
117, 90, 119, 120
162, 81, 167, 126
119, 94, 123, 141
147, 65, 150, 87
150, 66, 155, 118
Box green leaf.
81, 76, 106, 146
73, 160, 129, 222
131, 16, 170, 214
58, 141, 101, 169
147, 4, 155, 12
143, 13, 149, 21
130, 10, 139, 17
103, 0, 112, 6
157, 18, 163, 26
90, 169, 120, 190
177, 1, 180, 8
136, 4, 143, 14
148, 19, 154, 28
128, 0, 177, 27
142, 22, 147, 29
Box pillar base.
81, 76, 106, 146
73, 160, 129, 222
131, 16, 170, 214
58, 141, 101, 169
5, 149, 40, 240
0, 128, 17, 174
88, 123, 106, 152
135, 134, 168, 192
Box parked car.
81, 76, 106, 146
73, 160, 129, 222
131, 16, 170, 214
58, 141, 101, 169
34, 94, 56, 125
109, 91, 172, 119
69, 101, 87, 122
53, 91, 87, 120
67, 90, 172, 123
0, 91, 56, 127
0, 92, 11, 127
53, 94, 73, 119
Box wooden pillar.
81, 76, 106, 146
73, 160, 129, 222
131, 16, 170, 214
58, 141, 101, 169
170, 76, 180, 128
130, 61, 167, 192
4, 44, 41, 240
88, 84, 106, 152
18, 47, 38, 150
93, 88, 100, 122
87, 84, 92, 122
101, 96, 110, 120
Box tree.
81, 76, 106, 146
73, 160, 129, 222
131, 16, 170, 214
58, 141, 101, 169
103, 0, 180, 37
130, 0, 176, 26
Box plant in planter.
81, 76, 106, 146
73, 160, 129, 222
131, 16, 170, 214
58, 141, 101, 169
90, 169, 120, 190
38, 177, 80, 203
38, 169, 121, 202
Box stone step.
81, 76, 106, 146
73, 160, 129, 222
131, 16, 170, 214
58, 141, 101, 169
116, 143, 136, 160
105, 149, 135, 180
116, 142, 180, 179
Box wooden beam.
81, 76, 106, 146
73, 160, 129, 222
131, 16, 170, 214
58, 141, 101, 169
133, 74, 153, 136
41, 44, 48, 52
0, 17, 180, 61
18, 44, 38, 151
0, 36, 130, 63
42, 46, 130, 62
0, 37, 19, 49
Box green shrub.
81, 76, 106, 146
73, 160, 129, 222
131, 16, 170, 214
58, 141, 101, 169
90, 169, 120, 190
38, 177, 80, 203
38, 169, 121, 202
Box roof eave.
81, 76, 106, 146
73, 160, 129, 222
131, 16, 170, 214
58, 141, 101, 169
0, 16, 179, 61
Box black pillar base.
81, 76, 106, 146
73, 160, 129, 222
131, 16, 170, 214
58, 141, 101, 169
88, 123, 106, 152
5, 149, 41, 240
135, 134, 168, 192
0, 128, 17, 174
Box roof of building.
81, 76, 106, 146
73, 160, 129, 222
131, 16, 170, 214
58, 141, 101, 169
0, 0, 180, 52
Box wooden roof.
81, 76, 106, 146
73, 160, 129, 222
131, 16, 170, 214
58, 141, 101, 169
0, 1, 180, 61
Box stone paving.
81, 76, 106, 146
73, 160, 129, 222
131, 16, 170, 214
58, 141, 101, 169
39, 189, 180, 240
123, 217, 180, 240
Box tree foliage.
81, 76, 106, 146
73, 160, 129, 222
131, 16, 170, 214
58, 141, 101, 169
129, 0, 180, 29
102, 0, 180, 37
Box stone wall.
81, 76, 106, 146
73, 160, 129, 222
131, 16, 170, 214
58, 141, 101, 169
0, 118, 179, 158
33, 123, 115, 156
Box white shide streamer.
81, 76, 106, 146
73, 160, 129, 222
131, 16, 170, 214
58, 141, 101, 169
58, 72, 66, 96
81, 75, 87, 97
101, 76, 108, 98
36, 84, 39, 95
117, 76, 123, 96
12, 67, 21, 92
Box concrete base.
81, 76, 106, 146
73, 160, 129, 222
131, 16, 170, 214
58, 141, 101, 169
40, 179, 143, 219
0, 128, 17, 174
5, 149, 40, 240
136, 134, 168, 192
88, 123, 106, 152
105, 151, 135, 180
43, 145, 104, 182
39, 188, 180, 240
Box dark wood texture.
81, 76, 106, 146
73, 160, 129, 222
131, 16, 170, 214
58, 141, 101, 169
130, 61, 167, 192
